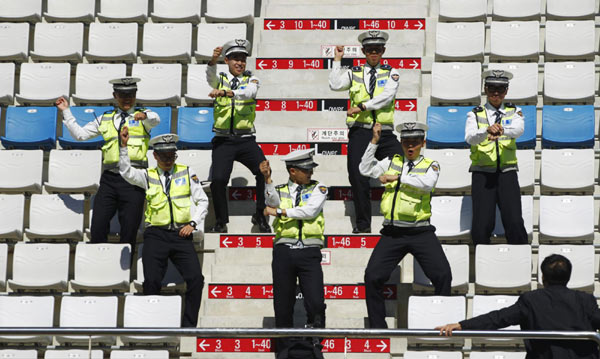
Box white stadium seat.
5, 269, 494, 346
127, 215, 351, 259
30, 22, 83, 62
44, 0, 95, 23
538, 245, 594, 291
140, 23, 192, 63
541, 149, 595, 192
0, 350, 37, 359
487, 63, 538, 104
430, 196, 472, 239
414, 244, 469, 293
111, 351, 170, 359
177, 150, 213, 183
516, 150, 535, 191
70, 243, 131, 292
493, 0, 541, 20
86, 23, 138, 63
546, 0, 596, 19
408, 295, 466, 346
205, 0, 254, 25
97, 0, 148, 23
16, 63, 70, 105
45, 350, 103, 359
423, 149, 471, 191
185, 64, 228, 106
0, 296, 54, 345
26, 194, 84, 240
0, 243, 6, 291
122, 295, 181, 345
73, 63, 127, 104
439, 0, 487, 21
544, 62, 595, 104
405, 351, 462, 359
134, 243, 184, 291
545, 20, 595, 61
471, 352, 526, 359
539, 195, 594, 243
151, 0, 201, 24
0, 22, 29, 62
475, 244, 532, 293
8, 243, 70, 291
45, 150, 102, 193
0, 150, 43, 194
431, 62, 481, 105
0, 0, 42, 23
435, 22, 485, 62
57, 296, 118, 345
0, 194, 25, 240
492, 195, 534, 239
0, 62, 14, 105
132, 63, 182, 106
490, 21, 540, 62
471, 295, 520, 346
195, 23, 247, 61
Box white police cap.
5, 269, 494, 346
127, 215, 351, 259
224, 39, 251, 57
358, 30, 389, 46
396, 122, 428, 138
109, 77, 141, 92
281, 148, 319, 169
482, 69, 513, 86
149, 134, 179, 152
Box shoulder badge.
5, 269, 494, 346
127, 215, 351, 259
391, 73, 399, 82
275, 184, 286, 190
243, 70, 252, 77
380, 64, 392, 70
517, 111, 523, 117
318, 185, 327, 194
219, 72, 228, 77
504, 102, 515, 108
191, 174, 200, 184
352, 65, 363, 72
431, 162, 440, 172
472, 106, 484, 113
250, 78, 259, 84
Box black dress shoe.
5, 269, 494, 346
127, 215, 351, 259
208, 223, 228, 233
352, 227, 372, 234
252, 213, 272, 233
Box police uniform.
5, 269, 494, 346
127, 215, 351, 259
206, 39, 269, 233
328, 30, 403, 233
119, 134, 208, 327
359, 122, 452, 329
465, 70, 528, 245
60, 77, 160, 246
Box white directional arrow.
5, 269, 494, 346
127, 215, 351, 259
415, 20, 424, 30
410, 60, 419, 69
383, 287, 394, 298
405, 100, 415, 111
376, 340, 388, 352
222, 237, 231, 247
210, 286, 221, 297
231, 190, 241, 200
257, 60, 266, 70
266, 21, 274, 30
198, 340, 209, 351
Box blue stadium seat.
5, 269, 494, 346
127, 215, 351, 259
1, 106, 56, 150
58, 106, 111, 149
146, 106, 172, 138
516, 105, 536, 149
542, 105, 594, 148
426, 106, 470, 148
176, 107, 214, 149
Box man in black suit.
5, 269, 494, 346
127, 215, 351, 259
436, 254, 600, 359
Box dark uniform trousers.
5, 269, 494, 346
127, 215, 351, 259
91, 170, 146, 246
142, 226, 204, 328
210, 136, 266, 224
365, 226, 452, 328
347, 128, 403, 230
471, 170, 528, 245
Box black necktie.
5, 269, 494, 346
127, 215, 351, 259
368, 67, 377, 95
295, 186, 302, 207
164, 171, 171, 194
494, 110, 503, 124
407, 160, 415, 172
118, 112, 127, 132
230, 77, 239, 90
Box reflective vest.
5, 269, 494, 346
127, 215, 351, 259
213, 72, 256, 135
470, 105, 518, 172
273, 181, 325, 247
98, 109, 149, 170
145, 164, 192, 228
380, 155, 434, 227
347, 64, 395, 129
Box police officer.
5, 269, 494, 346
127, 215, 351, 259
360, 122, 452, 329
119, 131, 208, 327
206, 39, 270, 233
260, 149, 327, 358
329, 30, 403, 234
466, 70, 527, 245
55, 78, 160, 246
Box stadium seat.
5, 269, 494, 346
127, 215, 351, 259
121, 295, 182, 345
44, 150, 102, 193
140, 23, 192, 63
2, 106, 57, 149
545, 20, 595, 61
516, 150, 535, 191
0, 243, 6, 290
471, 295, 521, 346
426, 106, 470, 148
0, 150, 43, 193
431, 62, 481, 105
185, 64, 229, 105
487, 63, 538, 105
546, 0, 596, 19
414, 244, 469, 293
538, 245, 594, 291
57, 296, 118, 345
177, 150, 213, 182
514, 105, 536, 149
204, 0, 255, 25
110, 351, 169, 359
0, 0, 42, 23
176, 107, 215, 148
73, 63, 127, 104
0, 296, 54, 345
44, 0, 95, 23
405, 352, 462, 359
132, 63, 182, 106
16, 63, 70, 106
45, 350, 103, 359
7, 243, 69, 291
475, 244, 532, 293
97, 0, 148, 23
133, 244, 184, 292
30, 22, 83, 62
0, 62, 14, 106
26, 194, 84, 240
492, 0, 541, 20
86, 23, 138, 63
146, 106, 172, 138
541, 105, 595, 148
423, 149, 471, 191
492, 195, 534, 238
470, 353, 526, 359
58, 106, 111, 149
70, 243, 131, 292
541, 149, 594, 192
0, 22, 29, 62
543, 62, 595, 104
0, 350, 37, 359
195, 23, 247, 61
489, 21, 540, 62
0, 194, 25, 240
408, 295, 466, 346
151, 0, 201, 24
430, 196, 472, 239
439, 0, 487, 21
435, 22, 485, 62
539, 195, 594, 243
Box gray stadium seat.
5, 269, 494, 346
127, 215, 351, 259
132, 63, 182, 106
546, 0, 596, 19
97, 0, 148, 23
545, 20, 595, 61
439, 0, 487, 21
204, 0, 255, 25
0, 0, 42, 23
86, 23, 138, 63
431, 62, 481, 105
30, 22, 83, 62
0, 194, 25, 240
26, 194, 84, 240
151, 0, 201, 24
0, 150, 43, 194
0, 22, 29, 62
435, 22, 485, 62
475, 244, 532, 293
195, 23, 247, 61
543, 61, 595, 104
492, 0, 541, 20
8, 243, 70, 291
70, 243, 131, 292
140, 23, 192, 63
16, 62, 70, 105
45, 150, 102, 194
44, 0, 95, 23
73, 63, 127, 104
0, 296, 54, 345
57, 296, 118, 345
490, 21, 539, 62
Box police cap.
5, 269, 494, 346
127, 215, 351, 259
109, 77, 140, 92
396, 122, 428, 139
149, 134, 179, 152
358, 30, 389, 46
282, 148, 319, 170
224, 39, 251, 57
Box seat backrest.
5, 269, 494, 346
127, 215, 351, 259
74, 243, 131, 283
153, 0, 200, 18
0, 194, 25, 236
206, 0, 254, 17
0, 0, 42, 20
490, 21, 540, 59
408, 295, 466, 328
544, 62, 595, 103
539, 195, 594, 239
12, 243, 70, 285
439, 0, 487, 21
538, 245, 594, 290
475, 244, 532, 289
46, 0, 95, 19
88, 22, 138, 57
60, 296, 118, 327
0, 22, 29, 57
414, 244, 469, 288
110, 350, 170, 359
430, 196, 472, 237
177, 150, 213, 181
0, 62, 15, 103
33, 22, 83, 56
0, 150, 43, 190
99, 0, 147, 17
0, 243, 7, 285
431, 62, 481, 104
29, 194, 84, 233
132, 63, 182, 99
0, 296, 54, 327
472, 295, 519, 330
19, 62, 70, 99
0, 349, 38, 359
47, 149, 102, 188
142, 23, 191, 56
124, 295, 181, 327
196, 23, 246, 57
186, 63, 228, 99
45, 350, 103, 359
176, 107, 214, 147
493, 0, 541, 20
541, 105, 595, 148
75, 63, 127, 99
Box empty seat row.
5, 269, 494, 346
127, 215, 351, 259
439, 0, 595, 21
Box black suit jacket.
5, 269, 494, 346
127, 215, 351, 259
460, 285, 600, 359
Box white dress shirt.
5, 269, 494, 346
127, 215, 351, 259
265, 180, 328, 220
465, 102, 524, 145
328, 61, 399, 111
118, 147, 209, 227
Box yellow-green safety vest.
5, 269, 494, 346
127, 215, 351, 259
98, 109, 149, 170
347, 64, 395, 130
213, 72, 256, 135
145, 164, 192, 228
380, 155, 435, 227
470, 105, 518, 172
273, 181, 325, 247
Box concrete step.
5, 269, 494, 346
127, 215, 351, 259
264, 3, 427, 17
214, 248, 376, 267
198, 315, 396, 329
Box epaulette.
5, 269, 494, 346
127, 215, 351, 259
275, 184, 286, 190
218, 72, 228, 77
102, 109, 113, 115
380, 64, 392, 70
352, 65, 362, 72
504, 102, 515, 108
472, 106, 484, 113
134, 107, 147, 112
243, 70, 252, 76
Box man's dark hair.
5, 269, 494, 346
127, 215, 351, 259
541, 254, 572, 286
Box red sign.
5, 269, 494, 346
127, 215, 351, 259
264, 19, 332, 30
208, 284, 396, 299
220, 235, 275, 248
197, 338, 390, 353
256, 99, 318, 111
228, 188, 256, 201
353, 58, 421, 69
322, 338, 390, 353
327, 235, 381, 248
359, 19, 424, 30
258, 143, 314, 156
395, 99, 417, 111
256, 58, 325, 70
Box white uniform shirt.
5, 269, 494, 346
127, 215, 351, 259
265, 180, 328, 220
465, 102, 524, 145
328, 61, 399, 111
118, 147, 209, 226
359, 142, 439, 192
